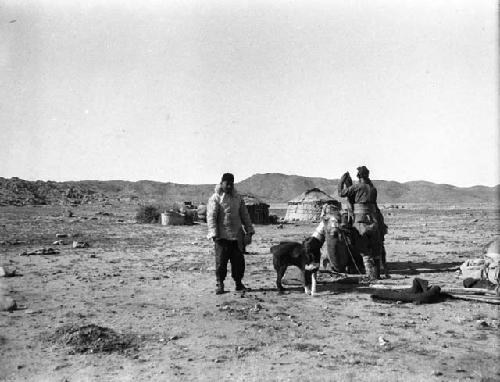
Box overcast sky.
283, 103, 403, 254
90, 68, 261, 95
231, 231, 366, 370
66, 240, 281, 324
0, 0, 497, 187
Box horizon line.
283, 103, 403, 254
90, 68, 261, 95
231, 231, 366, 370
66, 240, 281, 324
0, 174, 498, 189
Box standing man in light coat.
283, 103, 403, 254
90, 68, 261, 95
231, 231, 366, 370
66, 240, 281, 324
207, 173, 255, 295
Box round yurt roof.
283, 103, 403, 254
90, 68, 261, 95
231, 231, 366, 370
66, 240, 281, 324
241, 193, 269, 207
287, 188, 336, 205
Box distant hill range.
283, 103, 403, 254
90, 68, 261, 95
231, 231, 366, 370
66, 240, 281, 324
0, 174, 498, 207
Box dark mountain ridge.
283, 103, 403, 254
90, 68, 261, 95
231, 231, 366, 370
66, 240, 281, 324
238, 174, 498, 205
0, 174, 497, 206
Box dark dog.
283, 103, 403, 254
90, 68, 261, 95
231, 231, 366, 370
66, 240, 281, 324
271, 236, 322, 295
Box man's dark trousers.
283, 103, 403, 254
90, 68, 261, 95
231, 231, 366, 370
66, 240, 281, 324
215, 239, 245, 285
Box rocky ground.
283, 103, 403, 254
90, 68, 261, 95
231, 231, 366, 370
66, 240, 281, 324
0, 204, 499, 381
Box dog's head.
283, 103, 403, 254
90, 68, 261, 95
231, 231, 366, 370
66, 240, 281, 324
302, 236, 322, 271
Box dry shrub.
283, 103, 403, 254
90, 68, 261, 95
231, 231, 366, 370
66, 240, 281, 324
135, 204, 160, 223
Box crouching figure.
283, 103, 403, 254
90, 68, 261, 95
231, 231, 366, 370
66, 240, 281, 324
313, 204, 364, 274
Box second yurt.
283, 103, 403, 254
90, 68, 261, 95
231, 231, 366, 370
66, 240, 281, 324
242, 194, 270, 224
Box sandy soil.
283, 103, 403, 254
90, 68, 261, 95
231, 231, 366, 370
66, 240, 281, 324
0, 204, 499, 382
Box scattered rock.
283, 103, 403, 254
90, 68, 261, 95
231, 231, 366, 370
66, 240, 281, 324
52, 240, 66, 245
476, 320, 489, 329
96, 212, 112, 216
432, 370, 443, 376
72, 241, 90, 249
0, 239, 26, 246
20, 248, 59, 256
378, 336, 392, 350
395, 236, 410, 241
0, 295, 17, 312
56, 234, 68, 238
0, 266, 17, 277
54, 364, 70, 371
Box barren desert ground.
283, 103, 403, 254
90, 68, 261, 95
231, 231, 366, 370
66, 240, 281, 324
0, 204, 499, 382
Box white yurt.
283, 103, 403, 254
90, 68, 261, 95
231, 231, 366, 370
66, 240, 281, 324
284, 188, 340, 222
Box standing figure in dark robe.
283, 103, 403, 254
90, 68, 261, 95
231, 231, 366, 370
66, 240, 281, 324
338, 166, 383, 281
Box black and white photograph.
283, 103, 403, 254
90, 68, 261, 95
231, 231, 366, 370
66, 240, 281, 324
0, 0, 498, 381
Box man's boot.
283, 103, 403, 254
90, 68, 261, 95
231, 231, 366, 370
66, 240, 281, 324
362, 257, 377, 282
346, 265, 356, 274
374, 260, 381, 280
381, 248, 390, 278
215, 282, 224, 295
235, 281, 247, 291
383, 261, 390, 278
